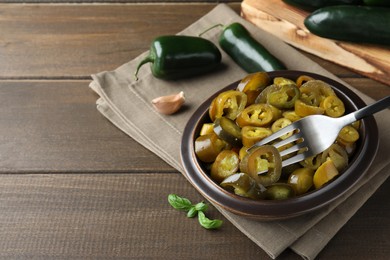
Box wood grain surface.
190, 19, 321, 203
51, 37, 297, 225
241, 0, 390, 86
0, 2, 389, 259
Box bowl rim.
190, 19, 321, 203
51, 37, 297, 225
180, 70, 379, 220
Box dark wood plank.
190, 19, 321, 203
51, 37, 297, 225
0, 173, 278, 259
0, 172, 387, 259
0, 80, 173, 173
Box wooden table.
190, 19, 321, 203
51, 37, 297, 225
0, 1, 389, 259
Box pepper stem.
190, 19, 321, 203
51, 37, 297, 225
198, 23, 224, 37
134, 54, 154, 81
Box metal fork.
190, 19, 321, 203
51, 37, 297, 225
248, 96, 390, 170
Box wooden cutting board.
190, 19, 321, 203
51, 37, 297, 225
241, 0, 390, 86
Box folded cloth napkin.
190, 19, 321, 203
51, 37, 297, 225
89, 4, 390, 259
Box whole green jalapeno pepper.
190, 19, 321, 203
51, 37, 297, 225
304, 6, 390, 45
219, 23, 286, 73
134, 35, 222, 80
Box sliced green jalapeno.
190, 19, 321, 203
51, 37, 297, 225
267, 84, 300, 109
195, 133, 227, 163
236, 104, 274, 127
237, 72, 271, 105
288, 168, 314, 195
273, 77, 295, 86
320, 95, 345, 117
337, 125, 359, 145
199, 123, 214, 136
313, 159, 339, 189
221, 172, 266, 199
295, 99, 325, 117
321, 143, 348, 171
209, 90, 247, 122
213, 117, 242, 147
271, 118, 293, 139
300, 153, 323, 170
255, 84, 300, 109
299, 80, 336, 106
241, 126, 272, 147
198, 72, 361, 200
211, 150, 240, 183
264, 183, 295, 200
240, 145, 282, 186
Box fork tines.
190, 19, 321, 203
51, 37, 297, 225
248, 124, 298, 151
247, 124, 311, 170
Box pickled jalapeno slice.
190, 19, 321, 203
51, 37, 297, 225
295, 75, 314, 87
273, 76, 296, 86
337, 125, 359, 144
271, 118, 293, 140
321, 143, 348, 171
320, 95, 345, 117
242, 145, 282, 186
213, 117, 242, 147
209, 90, 247, 121
267, 84, 300, 109
194, 72, 359, 201
237, 72, 270, 105
313, 159, 339, 189
211, 150, 240, 183
295, 99, 325, 117
287, 168, 314, 195
220, 172, 266, 200
299, 80, 336, 106
195, 133, 227, 163
236, 103, 274, 127
264, 183, 295, 200
199, 123, 214, 136
241, 126, 272, 147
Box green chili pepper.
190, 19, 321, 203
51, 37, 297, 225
134, 35, 221, 80
304, 6, 390, 45
218, 23, 286, 73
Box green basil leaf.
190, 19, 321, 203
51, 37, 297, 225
186, 206, 198, 218
168, 194, 193, 211
194, 202, 208, 212
198, 211, 223, 230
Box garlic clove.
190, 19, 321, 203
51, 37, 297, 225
151, 91, 185, 115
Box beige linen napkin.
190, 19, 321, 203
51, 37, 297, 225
89, 4, 390, 259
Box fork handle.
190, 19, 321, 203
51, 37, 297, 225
353, 95, 390, 121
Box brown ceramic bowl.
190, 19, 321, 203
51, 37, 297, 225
181, 70, 379, 220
